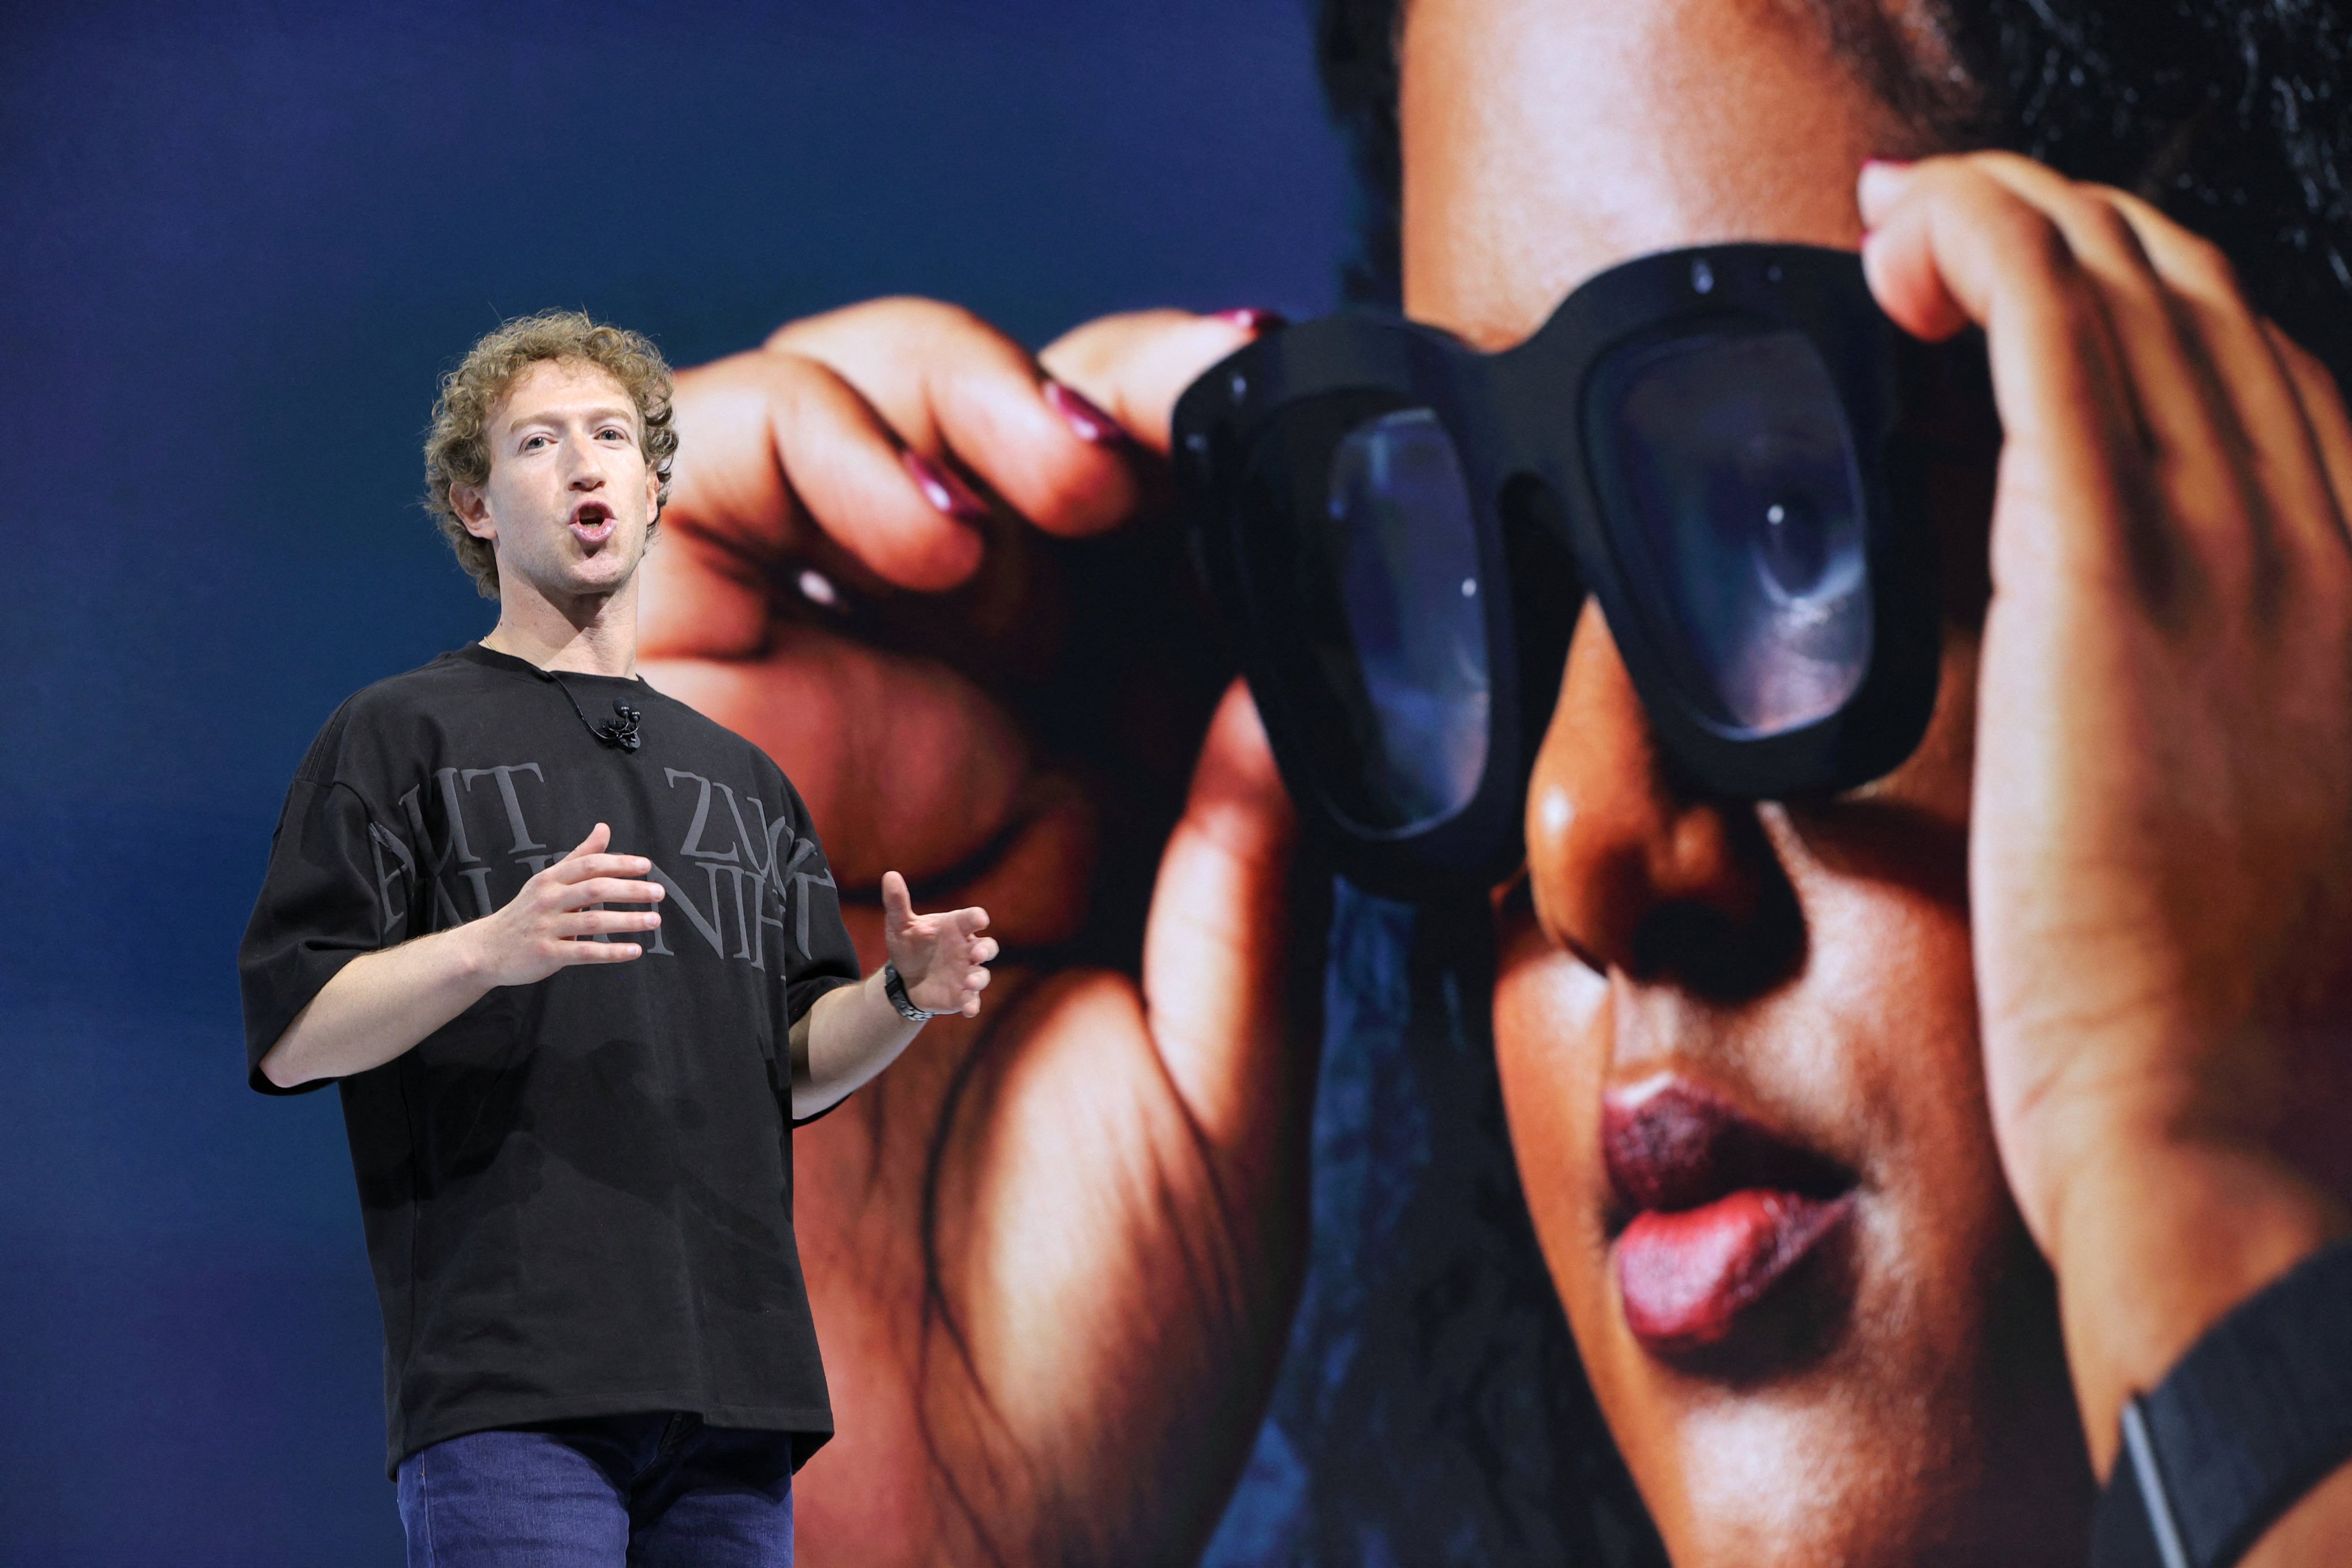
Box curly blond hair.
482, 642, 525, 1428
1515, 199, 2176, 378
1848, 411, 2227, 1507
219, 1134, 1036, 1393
422, 310, 678, 598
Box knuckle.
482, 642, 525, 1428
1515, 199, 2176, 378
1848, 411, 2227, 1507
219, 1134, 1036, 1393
2077, 198, 2152, 270
853, 294, 971, 335
2273, 327, 2342, 400
777, 295, 994, 361
1029, 451, 1132, 527
757, 349, 841, 414
2071, 175, 2139, 210
2006, 204, 2080, 285
911, 297, 994, 343
1969, 148, 2046, 184
1924, 153, 2015, 213
2173, 230, 2245, 302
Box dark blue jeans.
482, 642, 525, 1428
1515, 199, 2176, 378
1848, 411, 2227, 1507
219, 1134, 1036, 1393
395, 1412, 794, 1567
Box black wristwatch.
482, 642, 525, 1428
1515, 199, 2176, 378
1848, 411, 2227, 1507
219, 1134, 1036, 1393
2092, 1237, 2352, 1568
881, 961, 937, 1024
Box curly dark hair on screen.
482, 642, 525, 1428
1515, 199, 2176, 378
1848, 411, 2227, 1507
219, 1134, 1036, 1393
1317, 0, 2352, 382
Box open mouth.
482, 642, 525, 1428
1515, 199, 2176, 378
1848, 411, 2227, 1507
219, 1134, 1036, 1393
569, 500, 616, 546
1602, 1075, 1857, 1356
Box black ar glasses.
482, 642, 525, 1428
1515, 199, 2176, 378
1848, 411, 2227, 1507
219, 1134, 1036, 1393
1174, 243, 1969, 899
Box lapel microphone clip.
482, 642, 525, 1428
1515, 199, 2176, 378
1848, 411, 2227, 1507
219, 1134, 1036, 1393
592, 701, 642, 752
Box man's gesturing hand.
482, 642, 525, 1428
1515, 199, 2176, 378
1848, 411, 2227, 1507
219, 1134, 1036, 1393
879, 870, 994, 1018
462, 822, 666, 986
260, 821, 669, 1089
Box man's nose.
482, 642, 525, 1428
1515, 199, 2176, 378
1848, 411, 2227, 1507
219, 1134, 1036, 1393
563, 435, 605, 488
1524, 600, 1799, 996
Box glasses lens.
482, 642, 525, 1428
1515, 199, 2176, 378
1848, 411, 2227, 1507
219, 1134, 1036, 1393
1591, 326, 1871, 735
1264, 405, 1490, 832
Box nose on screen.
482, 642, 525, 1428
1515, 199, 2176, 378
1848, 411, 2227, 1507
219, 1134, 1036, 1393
1597, 328, 1872, 736
1300, 407, 1493, 831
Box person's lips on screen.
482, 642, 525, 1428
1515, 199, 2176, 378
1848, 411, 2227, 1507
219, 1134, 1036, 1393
1602, 1074, 1857, 1356
569, 499, 615, 546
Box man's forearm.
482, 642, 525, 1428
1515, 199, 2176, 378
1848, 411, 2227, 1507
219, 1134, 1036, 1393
793, 971, 924, 1120
258, 927, 495, 1088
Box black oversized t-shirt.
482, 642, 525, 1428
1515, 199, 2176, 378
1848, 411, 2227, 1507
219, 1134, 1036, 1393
238, 643, 862, 1477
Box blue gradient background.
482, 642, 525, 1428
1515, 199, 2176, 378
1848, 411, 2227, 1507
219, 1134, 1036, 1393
1, 5, 1353, 1560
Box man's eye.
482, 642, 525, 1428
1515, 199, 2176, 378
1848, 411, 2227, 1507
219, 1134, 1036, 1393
598, 427, 627, 441
522, 434, 549, 450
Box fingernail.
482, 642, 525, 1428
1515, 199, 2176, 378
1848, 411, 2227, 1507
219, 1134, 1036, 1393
1857, 157, 1915, 216
1212, 307, 1287, 334
900, 450, 990, 523
1042, 380, 1137, 450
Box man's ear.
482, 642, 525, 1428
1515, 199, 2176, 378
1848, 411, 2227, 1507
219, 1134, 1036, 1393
643, 466, 662, 524
450, 482, 495, 541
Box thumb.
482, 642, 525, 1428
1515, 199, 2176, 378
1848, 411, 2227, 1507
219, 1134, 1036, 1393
1141, 680, 1308, 1165
570, 822, 612, 860
880, 870, 914, 930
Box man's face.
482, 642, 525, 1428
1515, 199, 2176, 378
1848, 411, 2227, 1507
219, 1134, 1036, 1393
1401, 1, 2092, 1562
456, 358, 661, 608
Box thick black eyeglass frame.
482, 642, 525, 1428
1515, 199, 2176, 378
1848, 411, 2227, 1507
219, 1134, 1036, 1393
1173, 242, 1953, 899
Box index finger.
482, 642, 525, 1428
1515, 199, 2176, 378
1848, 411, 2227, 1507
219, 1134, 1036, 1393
768, 298, 1149, 538
1037, 308, 1275, 454
562, 822, 611, 862
1857, 156, 2148, 587
554, 851, 654, 883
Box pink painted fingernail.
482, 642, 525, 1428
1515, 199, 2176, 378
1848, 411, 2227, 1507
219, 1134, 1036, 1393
1212, 308, 1287, 334
1042, 380, 1137, 450
901, 450, 991, 523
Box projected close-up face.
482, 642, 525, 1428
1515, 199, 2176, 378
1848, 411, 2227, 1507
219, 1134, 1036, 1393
1403, 2, 2089, 1563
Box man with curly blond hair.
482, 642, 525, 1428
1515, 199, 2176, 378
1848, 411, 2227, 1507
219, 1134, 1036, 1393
237, 311, 999, 1566
422, 310, 682, 599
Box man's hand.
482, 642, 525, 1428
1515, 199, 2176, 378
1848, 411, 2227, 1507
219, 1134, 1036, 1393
791, 877, 994, 1118
880, 870, 995, 1018
460, 822, 666, 985
1861, 152, 2352, 1519
640, 298, 1311, 1563
260, 822, 666, 1087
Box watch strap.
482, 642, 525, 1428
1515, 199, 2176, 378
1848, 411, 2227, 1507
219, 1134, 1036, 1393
2092, 1237, 2352, 1568
881, 961, 937, 1023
